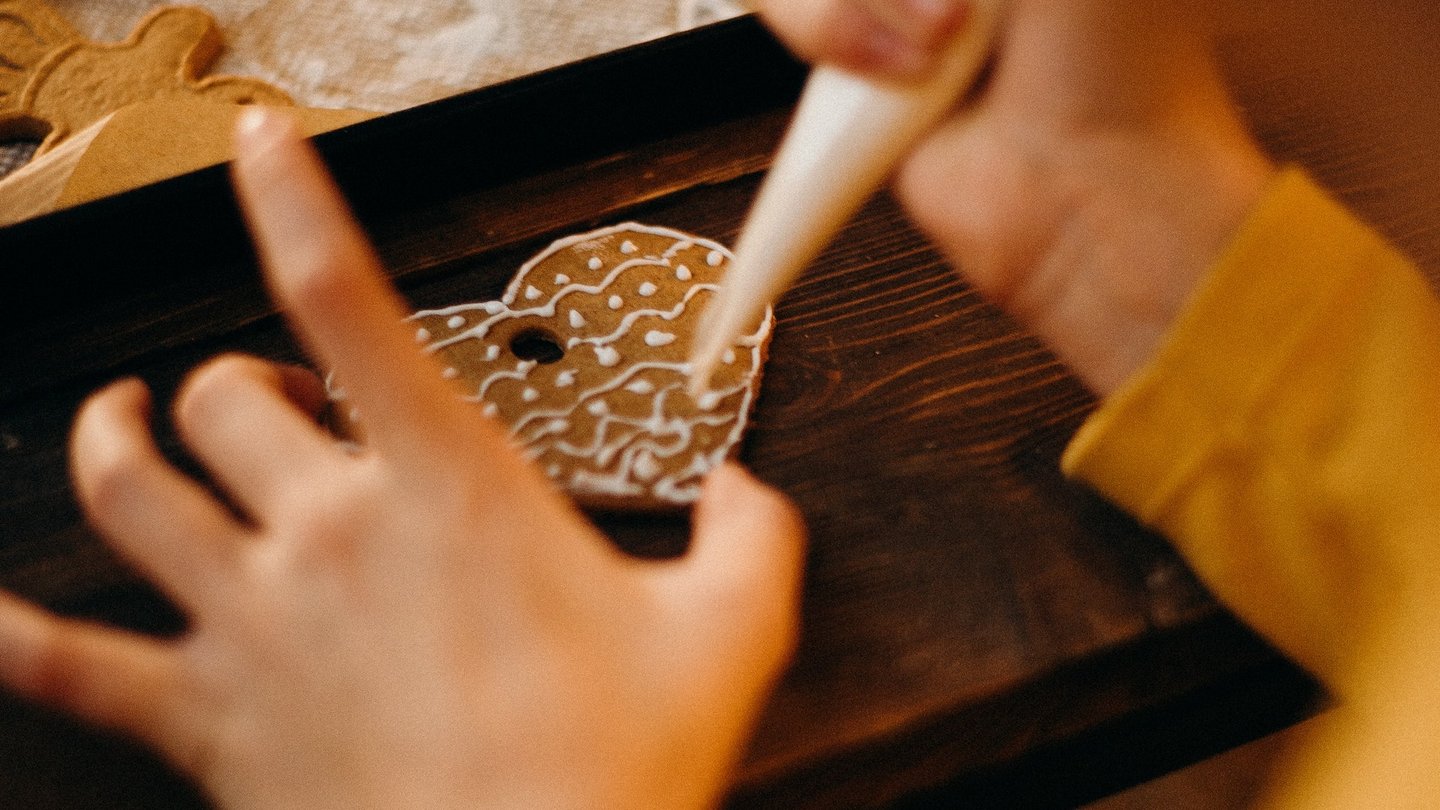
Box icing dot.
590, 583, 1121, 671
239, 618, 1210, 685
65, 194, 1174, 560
626, 380, 655, 395
588, 257, 603, 271
569, 310, 586, 328
525, 285, 543, 301
595, 346, 621, 367
415, 327, 431, 343
633, 452, 662, 482
638, 281, 658, 297
707, 250, 724, 267
698, 391, 723, 411
484, 345, 501, 361
348, 407, 361, 422
442, 367, 459, 380
522, 388, 540, 402
608, 295, 623, 310
587, 400, 609, 416
644, 330, 677, 347
517, 360, 537, 372
447, 315, 466, 329
484, 302, 505, 315
482, 403, 500, 418
723, 349, 736, 364
555, 370, 577, 387
547, 464, 562, 478
555, 273, 570, 285
676, 265, 692, 281
621, 240, 638, 254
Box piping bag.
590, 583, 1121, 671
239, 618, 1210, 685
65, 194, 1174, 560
688, 2, 1003, 395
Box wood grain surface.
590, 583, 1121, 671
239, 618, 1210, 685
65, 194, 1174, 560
0, 4, 1435, 807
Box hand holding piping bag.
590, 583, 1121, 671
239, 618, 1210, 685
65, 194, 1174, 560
689, 0, 1003, 393
704, 0, 1274, 397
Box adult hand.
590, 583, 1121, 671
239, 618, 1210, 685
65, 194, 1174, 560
0, 109, 806, 810
758, 0, 1276, 394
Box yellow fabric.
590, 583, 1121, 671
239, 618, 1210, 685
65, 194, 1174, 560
1062, 168, 1440, 805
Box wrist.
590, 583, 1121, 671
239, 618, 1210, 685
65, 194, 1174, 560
1016, 124, 1277, 396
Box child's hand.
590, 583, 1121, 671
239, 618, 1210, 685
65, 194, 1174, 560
758, 0, 1277, 394
0, 110, 806, 810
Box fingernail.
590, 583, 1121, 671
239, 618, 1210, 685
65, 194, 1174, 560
855, 22, 932, 76
868, 0, 969, 52
234, 106, 298, 164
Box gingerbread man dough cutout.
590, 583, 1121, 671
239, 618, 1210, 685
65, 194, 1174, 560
0, 1, 292, 155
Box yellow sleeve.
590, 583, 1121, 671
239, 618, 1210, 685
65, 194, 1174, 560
1061, 168, 1440, 693
1062, 169, 1440, 805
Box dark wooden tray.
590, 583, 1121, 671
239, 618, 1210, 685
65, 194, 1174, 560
0, 15, 1330, 809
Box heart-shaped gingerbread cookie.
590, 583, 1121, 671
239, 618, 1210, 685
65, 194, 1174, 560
331, 223, 773, 511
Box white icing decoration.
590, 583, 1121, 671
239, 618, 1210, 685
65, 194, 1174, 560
484, 345, 501, 362
723, 349, 736, 364
633, 451, 662, 482
626, 380, 655, 395
547, 464, 562, 478
522, 388, 540, 402
448, 315, 466, 329
608, 295, 623, 310
442, 367, 459, 380
698, 391, 723, 411
415, 327, 431, 343
587, 400, 609, 416
569, 310, 586, 328
468, 358, 536, 401
569, 282, 717, 350
638, 281, 658, 297
645, 330, 677, 347
621, 240, 638, 254
399, 223, 770, 506
482, 403, 499, 418
555, 274, 570, 285
525, 285, 543, 301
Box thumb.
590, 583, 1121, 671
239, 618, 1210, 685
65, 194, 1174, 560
664, 462, 807, 655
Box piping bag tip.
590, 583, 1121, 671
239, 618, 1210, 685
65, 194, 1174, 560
684, 1, 1001, 399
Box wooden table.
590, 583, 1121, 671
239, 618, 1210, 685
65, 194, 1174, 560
1, 5, 1436, 807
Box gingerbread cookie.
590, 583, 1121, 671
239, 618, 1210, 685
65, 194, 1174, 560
330, 223, 774, 512
0, 1, 292, 155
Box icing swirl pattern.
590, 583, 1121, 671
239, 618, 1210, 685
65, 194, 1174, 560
330, 223, 773, 511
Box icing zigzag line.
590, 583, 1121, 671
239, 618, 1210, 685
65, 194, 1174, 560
567, 283, 717, 348
495, 222, 731, 304
418, 257, 672, 352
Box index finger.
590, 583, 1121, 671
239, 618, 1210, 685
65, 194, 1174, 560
230, 108, 465, 454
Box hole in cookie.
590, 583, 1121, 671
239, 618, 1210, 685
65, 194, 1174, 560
510, 328, 565, 364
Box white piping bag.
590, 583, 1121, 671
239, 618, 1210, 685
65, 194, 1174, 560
688, 3, 1003, 394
